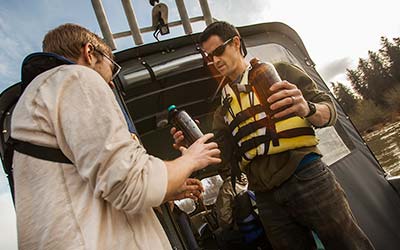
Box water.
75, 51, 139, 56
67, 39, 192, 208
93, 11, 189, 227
363, 120, 400, 176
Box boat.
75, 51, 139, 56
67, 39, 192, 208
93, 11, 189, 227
1, 0, 399, 249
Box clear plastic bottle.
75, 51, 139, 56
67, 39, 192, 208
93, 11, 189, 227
168, 105, 203, 145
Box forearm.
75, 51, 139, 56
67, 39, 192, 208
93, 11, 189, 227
165, 133, 221, 202
273, 62, 337, 128
163, 155, 196, 201
307, 102, 332, 127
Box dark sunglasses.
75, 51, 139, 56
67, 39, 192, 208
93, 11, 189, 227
204, 37, 234, 62
93, 47, 121, 80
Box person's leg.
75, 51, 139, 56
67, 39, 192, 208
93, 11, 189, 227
290, 160, 375, 250
256, 189, 316, 250
215, 228, 243, 250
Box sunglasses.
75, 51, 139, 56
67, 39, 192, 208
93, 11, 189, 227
204, 37, 234, 62
93, 47, 121, 80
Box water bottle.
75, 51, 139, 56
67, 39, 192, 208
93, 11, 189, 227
168, 105, 204, 145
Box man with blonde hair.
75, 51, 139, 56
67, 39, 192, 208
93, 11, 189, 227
11, 23, 221, 250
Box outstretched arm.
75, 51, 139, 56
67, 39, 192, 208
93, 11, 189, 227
164, 133, 220, 202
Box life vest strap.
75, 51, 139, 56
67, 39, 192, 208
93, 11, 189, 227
228, 105, 265, 131
231, 111, 296, 143
233, 116, 268, 143
238, 127, 315, 157
221, 94, 234, 117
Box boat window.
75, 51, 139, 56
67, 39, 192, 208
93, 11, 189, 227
246, 43, 302, 67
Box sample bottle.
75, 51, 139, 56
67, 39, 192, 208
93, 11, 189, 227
248, 59, 282, 100
168, 105, 204, 145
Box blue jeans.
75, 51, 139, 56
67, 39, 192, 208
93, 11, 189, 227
255, 159, 375, 250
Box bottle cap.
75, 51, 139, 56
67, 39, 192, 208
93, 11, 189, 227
167, 105, 177, 112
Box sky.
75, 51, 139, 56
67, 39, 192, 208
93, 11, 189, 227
0, 0, 399, 249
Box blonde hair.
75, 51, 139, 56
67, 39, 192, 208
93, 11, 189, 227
42, 23, 112, 62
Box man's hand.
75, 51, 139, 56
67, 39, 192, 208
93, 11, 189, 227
170, 126, 186, 150
180, 133, 221, 171
170, 119, 200, 150
167, 178, 204, 201
268, 80, 332, 126
267, 80, 310, 119
163, 133, 220, 202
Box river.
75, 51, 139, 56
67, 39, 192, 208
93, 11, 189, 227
363, 120, 400, 176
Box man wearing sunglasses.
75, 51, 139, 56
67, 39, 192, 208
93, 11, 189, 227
10, 23, 221, 250
172, 21, 374, 250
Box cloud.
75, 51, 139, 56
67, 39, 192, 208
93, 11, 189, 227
0, 193, 18, 250
318, 57, 354, 83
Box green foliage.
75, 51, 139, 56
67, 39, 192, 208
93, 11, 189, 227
350, 99, 391, 132
383, 84, 400, 114
331, 81, 359, 114
338, 35, 400, 132
380, 37, 400, 82
354, 51, 393, 106
347, 68, 366, 97
368, 50, 393, 83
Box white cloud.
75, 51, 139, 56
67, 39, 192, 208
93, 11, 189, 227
0, 192, 18, 250
318, 57, 354, 83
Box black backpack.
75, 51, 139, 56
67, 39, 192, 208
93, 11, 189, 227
0, 52, 76, 202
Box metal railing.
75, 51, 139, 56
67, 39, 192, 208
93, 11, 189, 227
91, 0, 213, 50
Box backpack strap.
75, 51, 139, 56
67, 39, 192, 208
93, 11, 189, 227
233, 190, 266, 244
9, 138, 72, 164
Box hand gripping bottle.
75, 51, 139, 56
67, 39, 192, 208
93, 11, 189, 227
168, 105, 204, 145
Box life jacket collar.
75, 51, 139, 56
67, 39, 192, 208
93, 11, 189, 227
21, 52, 74, 87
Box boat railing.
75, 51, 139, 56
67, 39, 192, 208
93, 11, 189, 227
91, 0, 213, 50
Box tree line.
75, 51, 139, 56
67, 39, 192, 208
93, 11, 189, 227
331, 36, 400, 133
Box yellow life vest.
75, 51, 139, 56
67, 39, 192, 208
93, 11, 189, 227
221, 65, 319, 169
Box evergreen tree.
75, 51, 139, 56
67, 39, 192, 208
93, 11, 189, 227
345, 35, 400, 131
380, 36, 400, 83
347, 67, 367, 98
363, 51, 393, 106
331, 82, 358, 114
